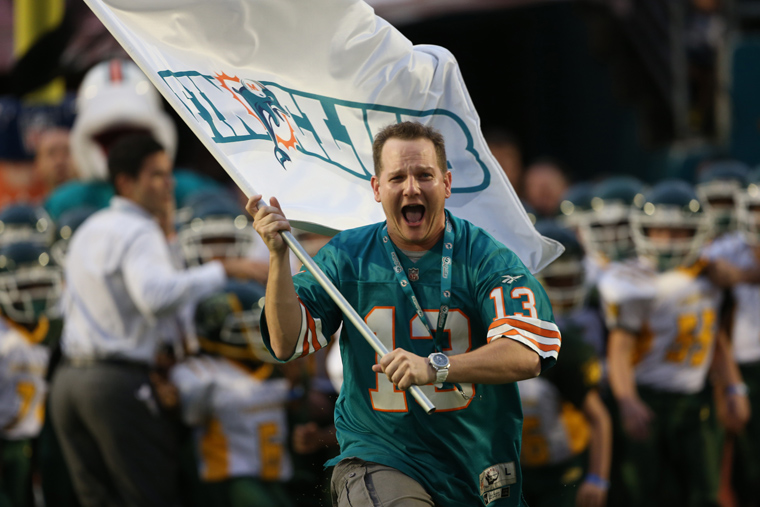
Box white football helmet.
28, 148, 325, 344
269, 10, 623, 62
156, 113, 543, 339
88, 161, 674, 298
71, 59, 177, 181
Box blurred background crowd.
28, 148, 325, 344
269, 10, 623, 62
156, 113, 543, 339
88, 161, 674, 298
1, 0, 760, 506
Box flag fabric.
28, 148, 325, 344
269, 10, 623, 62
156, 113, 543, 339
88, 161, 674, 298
83, 0, 562, 272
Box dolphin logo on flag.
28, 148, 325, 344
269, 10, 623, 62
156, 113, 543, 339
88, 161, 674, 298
215, 73, 297, 167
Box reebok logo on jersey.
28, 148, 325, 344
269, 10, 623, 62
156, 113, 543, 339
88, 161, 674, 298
501, 274, 524, 284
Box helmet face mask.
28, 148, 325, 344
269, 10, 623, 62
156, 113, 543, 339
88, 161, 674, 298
195, 281, 272, 363
178, 189, 255, 267
539, 257, 587, 314
0, 245, 63, 325
220, 307, 263, 350
580, 201, 635, 262
696, 160, 750, 237
535, 219, 587, 315
179, 216, 255, 266
736, 181, 760, 244
578, 176, 646, 262
630, 182, 712, 272
696, 181, 742, 236
558, 182, 594, 234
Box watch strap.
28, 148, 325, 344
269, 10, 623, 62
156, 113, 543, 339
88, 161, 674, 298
435, 367, 449, 385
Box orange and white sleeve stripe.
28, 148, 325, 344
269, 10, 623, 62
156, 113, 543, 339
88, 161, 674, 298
487, 314, 561, 361
287, 297, 330, 361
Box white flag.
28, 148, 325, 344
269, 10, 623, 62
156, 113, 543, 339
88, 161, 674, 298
84, 0, 562, 272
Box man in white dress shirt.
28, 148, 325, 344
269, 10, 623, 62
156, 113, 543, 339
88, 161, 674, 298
49, 134, 256, 507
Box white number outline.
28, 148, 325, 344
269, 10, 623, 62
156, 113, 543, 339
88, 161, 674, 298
489, 286, 537, 319
367, 307, 476, 413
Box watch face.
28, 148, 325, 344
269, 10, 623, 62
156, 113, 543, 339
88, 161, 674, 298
431, 353, 448, 368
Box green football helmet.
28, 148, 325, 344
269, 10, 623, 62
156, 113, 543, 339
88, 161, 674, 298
580, 176, 645, 262
177, 190, 255, 267
630, 180, 712, 272
696, 160, 749, 236
0, 203, 55, 247
194, 280, 272, 362
535, 220, 587, 315
558, 182, 594, 232
0, 242, 63, 325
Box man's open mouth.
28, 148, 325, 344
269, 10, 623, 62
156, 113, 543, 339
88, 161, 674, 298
402, 205, 425, 225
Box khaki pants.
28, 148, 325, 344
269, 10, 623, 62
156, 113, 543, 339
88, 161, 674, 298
330, 458, 435, 507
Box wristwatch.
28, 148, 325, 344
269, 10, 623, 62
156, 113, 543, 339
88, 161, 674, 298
428, 352, 450, 387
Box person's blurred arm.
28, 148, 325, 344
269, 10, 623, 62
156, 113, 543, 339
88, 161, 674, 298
607, 328, 654, 441
710, 331, 750, 433
576, 390, 612, 507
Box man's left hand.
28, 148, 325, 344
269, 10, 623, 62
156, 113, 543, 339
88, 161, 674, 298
372, 348, 435, 391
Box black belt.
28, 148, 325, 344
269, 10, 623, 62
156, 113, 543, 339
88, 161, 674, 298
65, 357, 151, 372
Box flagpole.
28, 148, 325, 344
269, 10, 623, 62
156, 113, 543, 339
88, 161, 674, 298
281, 230, 436, 414
81, 0, 436, 413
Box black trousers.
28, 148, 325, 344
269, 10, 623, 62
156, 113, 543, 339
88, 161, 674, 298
49, 362, 179, 507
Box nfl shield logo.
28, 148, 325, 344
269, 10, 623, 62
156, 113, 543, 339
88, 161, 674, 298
408, 268, 419, 282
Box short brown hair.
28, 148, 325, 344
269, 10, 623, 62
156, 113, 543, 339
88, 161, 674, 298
108, 134, 165, 195
372, 122, 447, 176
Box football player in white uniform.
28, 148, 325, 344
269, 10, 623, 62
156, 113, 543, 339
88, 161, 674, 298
0, 241, 63, 506
170, 281, 295, 507
602, 179, 747, 507
702, 169, 760, 506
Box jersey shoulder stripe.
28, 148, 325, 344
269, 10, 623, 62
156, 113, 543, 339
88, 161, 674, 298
286, 297, 329, 361
487, 315, 561, 359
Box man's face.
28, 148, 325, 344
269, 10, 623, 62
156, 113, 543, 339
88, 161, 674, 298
371, 137, 451, 251
523, 164, 567, 217
646, 226, 693, 244
129, 151, 175, 218
35, 129, 75, 187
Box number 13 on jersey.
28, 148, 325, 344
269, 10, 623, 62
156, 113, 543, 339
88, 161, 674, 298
366, 307, 475, 413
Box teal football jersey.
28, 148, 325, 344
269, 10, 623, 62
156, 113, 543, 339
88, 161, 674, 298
262, 212, 559, 506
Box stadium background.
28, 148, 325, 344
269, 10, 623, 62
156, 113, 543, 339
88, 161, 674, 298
2, 0, 759, 190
